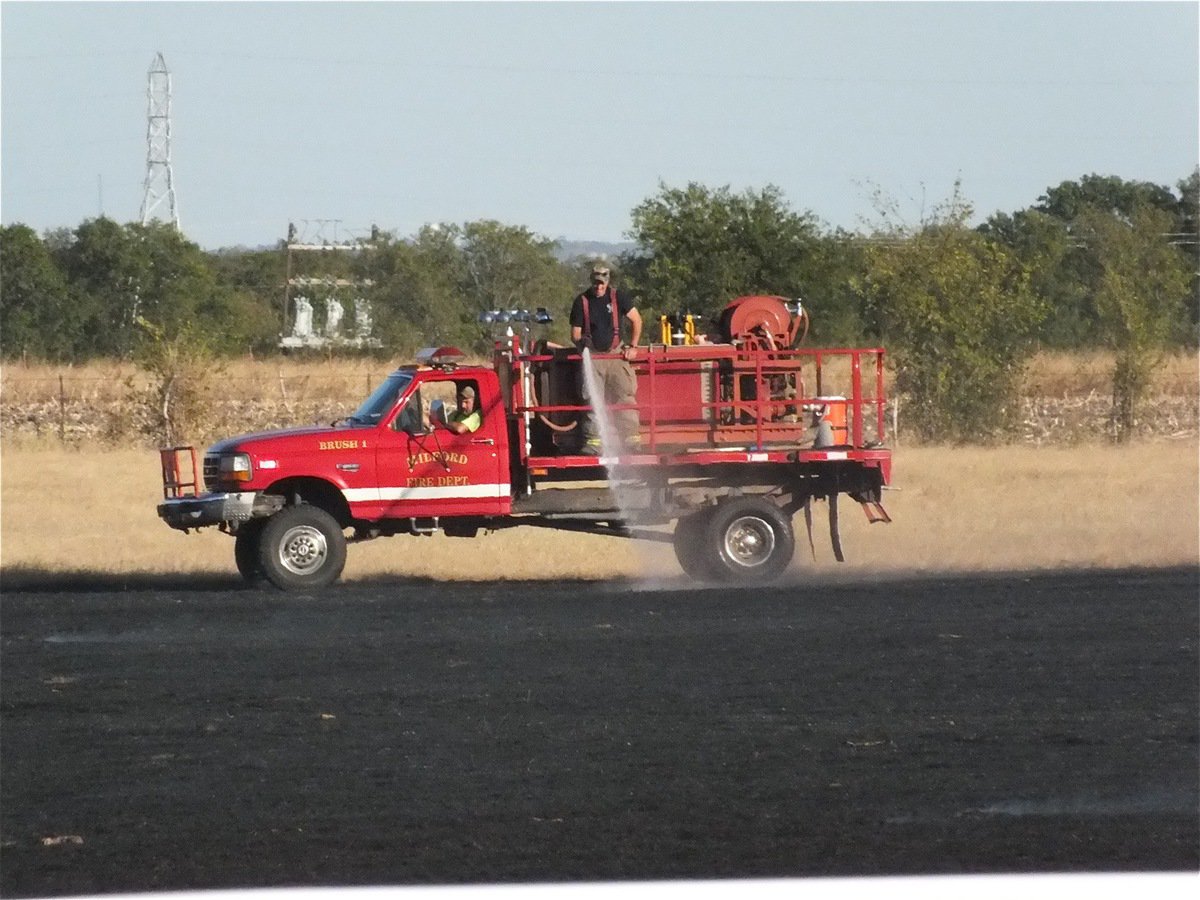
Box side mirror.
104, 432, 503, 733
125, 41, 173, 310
429, 399, 449, 427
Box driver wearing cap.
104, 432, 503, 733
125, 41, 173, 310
442, 384, 482, 434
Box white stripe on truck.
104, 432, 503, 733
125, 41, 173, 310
343, 484, 510, 503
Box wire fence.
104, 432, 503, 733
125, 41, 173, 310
1, 373, 385, 406
0, 373, 384, 446
3, 375, 1198, 451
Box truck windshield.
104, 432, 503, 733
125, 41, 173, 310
348, 372, 414, 425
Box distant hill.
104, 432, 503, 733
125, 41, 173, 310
552, 238, 639, 264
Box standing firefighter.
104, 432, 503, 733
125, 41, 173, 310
569, 262, 643, 454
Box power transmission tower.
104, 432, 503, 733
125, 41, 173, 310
139, 52, 180, 229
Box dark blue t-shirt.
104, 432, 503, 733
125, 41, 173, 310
569, 287, 634, 351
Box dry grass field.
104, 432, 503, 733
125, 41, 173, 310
2, 348, 1197, 405
3, 349, 1195, 582
0, 356, 407, 405
2, 440, 1195, 583
1022, 349, 1198, 397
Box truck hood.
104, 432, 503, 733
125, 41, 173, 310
207, 424, 375, 455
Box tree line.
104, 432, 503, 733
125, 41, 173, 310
2, 170, 1196, 442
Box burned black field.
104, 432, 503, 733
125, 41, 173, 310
1, 567, 1197, 895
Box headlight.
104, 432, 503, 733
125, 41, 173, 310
218, 452, 253, 482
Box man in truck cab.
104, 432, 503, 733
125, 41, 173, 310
569, 262, 642, 453
414, 382, 483, 434
441, 384, 481, 434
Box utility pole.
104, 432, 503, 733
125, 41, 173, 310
139, 52, 180, 229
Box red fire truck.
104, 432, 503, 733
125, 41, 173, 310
158, 295, 892, 590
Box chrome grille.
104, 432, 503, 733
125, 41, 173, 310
203, 454, 220, 491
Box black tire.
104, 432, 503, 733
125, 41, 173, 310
233, 520, 265, 584
673, 509, 716, 580
703, 497, 794, 583
257, 506, 347, 591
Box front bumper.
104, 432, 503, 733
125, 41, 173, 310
158, 492, 283, 531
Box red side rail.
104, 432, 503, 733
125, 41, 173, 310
159, 446, 200, 499
507, 342, 887, 457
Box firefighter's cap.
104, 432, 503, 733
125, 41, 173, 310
459, 385, 476, 399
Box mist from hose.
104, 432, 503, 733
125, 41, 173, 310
580, 348, 674, 584
580, 348, 622, 472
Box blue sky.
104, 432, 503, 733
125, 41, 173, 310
2, 1, 1197, 250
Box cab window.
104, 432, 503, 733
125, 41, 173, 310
352, 371, 413, 426
392, 380, 483, 434
426, 380, 482, 431
393, 388, 424, 435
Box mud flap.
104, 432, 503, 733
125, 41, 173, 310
802, 496, 817, 561
850, 487, 892, 524
859, 500, 892, 524
829, 492, 845, 562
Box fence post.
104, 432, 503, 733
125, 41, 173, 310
58, 374, 66, 444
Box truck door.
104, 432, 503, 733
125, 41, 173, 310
374, 374, 510, 519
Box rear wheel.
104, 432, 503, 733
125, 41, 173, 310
258, 506, 347, 591
703, 497, 794, 583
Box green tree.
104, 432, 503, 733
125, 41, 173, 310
49, 218, 272, 359
978, 208, 1082, 346
1037, 173, 1180, 221
857, 187, 1045, 443
0, 224, 80, 360
364, 225, 468, 352
131, 223, 229, 337
802, 230, 870, 346
1177, 169, 1199, 244
1173, 168, 1200, 338
208, 245, 289, 352
53, 217, 149, 357
982, 172, 1198, 347
362, 221, 573, 354
1075, 204, 1192, 441
459, 220, 574, 342
624, 182, 832, 337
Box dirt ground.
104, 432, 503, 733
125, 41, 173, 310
1, 567, 1197, 896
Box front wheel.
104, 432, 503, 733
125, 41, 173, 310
257, 506, 347, 591
233, 520, 265, 584
703, 497, 794, 583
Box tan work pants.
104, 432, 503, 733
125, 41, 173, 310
581, 355, 640, 445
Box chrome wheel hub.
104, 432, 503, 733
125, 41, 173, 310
278, 525, 328, 576
723, 516, 775, 568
